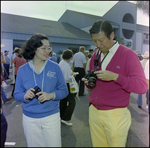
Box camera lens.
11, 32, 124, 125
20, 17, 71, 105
88, 77, 96, 87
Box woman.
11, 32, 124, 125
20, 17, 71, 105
59, 49, 76, 126
14, 33, 68, 147
1, 52, 8, 147
10, 48, 27, 99
1, 75, 8, 147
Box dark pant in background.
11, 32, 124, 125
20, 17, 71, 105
11, 75, 17, 97
3, 64, 10, 80
146, 89, 149, 113
60, 83, 76, 121
74, 67, 85, 96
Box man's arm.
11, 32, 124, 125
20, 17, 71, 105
72, 62, 75, 70
83, 63, 86, 72
146, 79, 149, 90
1, 51, 6, 64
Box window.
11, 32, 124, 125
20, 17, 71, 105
122, 13, 134, 24
122, 29, 134, 39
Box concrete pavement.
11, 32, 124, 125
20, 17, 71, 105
2, 71, 149, 147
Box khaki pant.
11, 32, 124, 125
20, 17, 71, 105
89, 104, 131, 147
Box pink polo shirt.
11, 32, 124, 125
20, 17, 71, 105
86, 44, 148, 110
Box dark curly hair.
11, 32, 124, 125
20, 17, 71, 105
22, 33, 50, 60
62, 49, 73, 60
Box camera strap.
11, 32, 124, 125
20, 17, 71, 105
94, 50, 109, 71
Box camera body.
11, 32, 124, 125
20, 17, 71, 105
33, 86, 41, 99
84, 70, 97, 87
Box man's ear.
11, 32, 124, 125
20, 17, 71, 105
110, 32, 114, 40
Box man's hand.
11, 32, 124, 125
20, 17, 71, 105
94, 70, 118, 81
81, 77, 89, 85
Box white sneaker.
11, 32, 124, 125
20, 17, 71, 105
146, 105, 148, 109
61, 120, 73, 126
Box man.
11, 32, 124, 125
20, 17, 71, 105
73, 46, 86, 96
144, 59, 149, 113
10, 47, 18, 85
49, 52, 57, 63
82, 20, 148, 147
137, 51, 149, 108
3, 50, 11, 80
89, 49, 94, 56
84, 50, 89, 62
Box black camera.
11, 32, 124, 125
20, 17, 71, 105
33, 86, 41, 99
84, 70, 97, 87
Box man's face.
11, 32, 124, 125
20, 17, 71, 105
91, 31, 114, 54
84, 52, 88, 57
5, 51, 8, 55
90, 51, 94, 54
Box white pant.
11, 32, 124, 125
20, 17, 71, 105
22, 112, 61, 147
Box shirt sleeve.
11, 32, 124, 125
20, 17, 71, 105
115, 50, 148, 94
63, 64, 73, 81
14, 67, 27, 102
82, 54, 87, 64
13, 57, 16, 64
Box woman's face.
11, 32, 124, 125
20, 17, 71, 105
34, 39, 52, 61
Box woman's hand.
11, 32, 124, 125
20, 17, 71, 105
24, 88, 35, 101
36, 92, 54, 103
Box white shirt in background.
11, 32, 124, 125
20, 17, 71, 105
59, 60, 73, 83
144, 59, 149, 79
73, 51, 86, 68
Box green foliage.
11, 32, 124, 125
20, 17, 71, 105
116, 36, 124, 45
136, 1, 149, 15
56, 50, 63, 55
56, 50, 63, 63
57, 57, 60, 63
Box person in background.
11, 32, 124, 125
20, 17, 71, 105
73, 46, 86, 96
10, 48, 27, 98
1, 75, 8, 147
137, 51, 149, 108
68, 58, 73, 69
59, 49, 76, 126
1, 50, 13, 103
14, 33, 68, 147
84, 50, 89, 62
1, 46, 8, 147
49, 51, 57, 63
84, 51, 92, 95
82, 20, 148, 147
1, 66, 13, 103
144, 59, 149, 113
3, 50, 11, 80
10, 47, 19, 85
89, 49, 94, 56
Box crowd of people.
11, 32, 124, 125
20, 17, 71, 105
1, 19, 149, 147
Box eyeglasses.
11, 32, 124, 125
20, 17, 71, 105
39, 46, 52, 52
